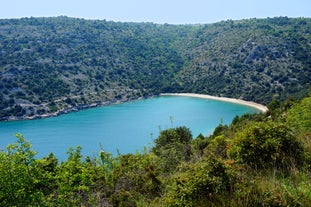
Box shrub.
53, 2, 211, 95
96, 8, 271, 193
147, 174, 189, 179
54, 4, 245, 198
286, 96, 311, 134
227, 121, 303, 171
162, 156, 234, 206
153, 127, 192, 172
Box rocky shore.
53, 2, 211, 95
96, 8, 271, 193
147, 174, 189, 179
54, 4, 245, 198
0, 96, 148, 121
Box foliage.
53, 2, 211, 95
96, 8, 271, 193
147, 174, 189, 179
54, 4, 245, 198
0, 17, 194, 120
162, 156, 234, 207
230, 171, 311, 207
286, 96, 311, 134
227, 121, 303, 170
205, 135, 229, 158
191, 133, 209, 158
0, 134, 44, 206
0, 16, 311, 205
1, 93, 311, 206
53, 146, 96, 205
153, 127, 192, 172
110, 152, 162, 206
175, 17, 311, 104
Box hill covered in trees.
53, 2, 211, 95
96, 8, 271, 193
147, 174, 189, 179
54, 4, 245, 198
0, 16, 310, 120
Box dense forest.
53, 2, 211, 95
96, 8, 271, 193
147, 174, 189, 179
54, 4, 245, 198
0, 16, 310, 120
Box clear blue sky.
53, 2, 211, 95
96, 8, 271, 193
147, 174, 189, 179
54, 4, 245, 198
1, 0, 310, 24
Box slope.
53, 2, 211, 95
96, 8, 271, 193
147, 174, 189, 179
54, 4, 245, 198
0, 16, 310, 120
175, 17, 311, 104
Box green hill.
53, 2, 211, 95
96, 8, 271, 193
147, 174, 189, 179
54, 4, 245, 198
176, 17, 311, 104
0, 16, 310, 120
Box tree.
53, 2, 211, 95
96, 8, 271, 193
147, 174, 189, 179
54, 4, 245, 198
153, 127, 192, 173
53, 146, 97, 206
0, 134, 45, 206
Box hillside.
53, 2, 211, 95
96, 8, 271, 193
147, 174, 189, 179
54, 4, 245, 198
176, 17, 311, 104
0, 16, 197, 120
0, 16, 310, 120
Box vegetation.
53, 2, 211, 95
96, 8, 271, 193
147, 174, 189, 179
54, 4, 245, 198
1, 16, 311, 205
0, 16, 311, 120
177, 17, 311, 104
0, 94, 310, 206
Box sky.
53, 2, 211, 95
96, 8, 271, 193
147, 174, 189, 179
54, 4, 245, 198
0, 0, 310, 24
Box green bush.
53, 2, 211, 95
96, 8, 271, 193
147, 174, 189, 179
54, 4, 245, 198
286, 96, 311, 134
153, 127, 192, 172
227, 121, 303, 171
205, 134, 229, 158
162, 156, 234, 207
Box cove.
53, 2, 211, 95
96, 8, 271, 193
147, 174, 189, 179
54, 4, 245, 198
0, 96, 260, 161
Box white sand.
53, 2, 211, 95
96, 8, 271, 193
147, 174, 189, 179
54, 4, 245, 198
160, 93, 268, 113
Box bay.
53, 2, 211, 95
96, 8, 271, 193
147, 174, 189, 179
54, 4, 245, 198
0, 96, 260, 161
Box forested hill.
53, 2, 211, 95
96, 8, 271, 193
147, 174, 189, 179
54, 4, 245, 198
176, 17, 311, 104
0, 16, 310, 120
0, 16, 194, 120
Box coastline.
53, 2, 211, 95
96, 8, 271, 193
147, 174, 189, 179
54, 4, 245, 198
1, 93, 268, 122
160, 93, 268, 113
1, 96, 150, 122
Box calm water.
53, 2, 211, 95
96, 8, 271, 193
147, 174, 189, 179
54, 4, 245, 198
0, 96, 259, 160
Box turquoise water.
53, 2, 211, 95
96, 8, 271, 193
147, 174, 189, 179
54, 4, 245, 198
0, 96, 260, 160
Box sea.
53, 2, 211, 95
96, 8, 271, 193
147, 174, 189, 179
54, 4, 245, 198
0, 96, 260, 161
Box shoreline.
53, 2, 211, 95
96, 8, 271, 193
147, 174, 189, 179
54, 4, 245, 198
1, 93, 268, 122
1, 96, 150, 122
160, 93, 268, 113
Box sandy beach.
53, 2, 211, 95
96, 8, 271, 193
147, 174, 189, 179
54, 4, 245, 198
160, 93, 268, 113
